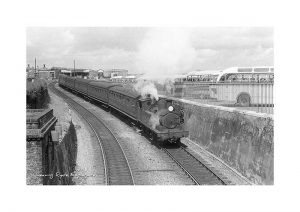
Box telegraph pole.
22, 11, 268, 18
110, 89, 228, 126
73, 60, 75, 77
34, 58, 36, 77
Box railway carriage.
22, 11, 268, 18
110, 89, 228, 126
59, 74, 76, 90
58, 75, 189, 144
88, 81, 120, 105
74, 78, 92, 95
58, 74, 65, 85
108, 85, 140, 120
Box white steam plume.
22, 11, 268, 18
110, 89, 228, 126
148, 111, 160, 130
133, 28, 197, 98
134, 79, 158, 100
135, 28, 197, 82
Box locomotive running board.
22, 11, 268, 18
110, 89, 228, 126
110, 105, 137, 121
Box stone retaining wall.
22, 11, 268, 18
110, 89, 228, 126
26, 141, 43, 185
181, 99, 274, 184
44, 121, 77, 185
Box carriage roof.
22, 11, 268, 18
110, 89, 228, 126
74, 78, 93, 83
109, 84, 141, 99
89, 80, 121, 89
220, 66, 274, 74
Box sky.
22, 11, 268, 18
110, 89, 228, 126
26, 27, 273, 75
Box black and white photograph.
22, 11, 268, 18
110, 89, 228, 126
2, 0, 300, 212
26, 27, 274, 185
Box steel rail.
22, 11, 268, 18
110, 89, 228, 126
49, 83, 134, 185
93, 111, 135, 185
49, 83, 109, 185
163, 146, 227, 185
180, 147, 227, 184
162, 148, 199, 185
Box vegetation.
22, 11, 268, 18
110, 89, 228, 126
26, 79, 50, 109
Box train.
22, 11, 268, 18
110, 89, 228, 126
58, 74, 189, 144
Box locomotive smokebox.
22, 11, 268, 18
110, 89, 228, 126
160, 113, 181, 129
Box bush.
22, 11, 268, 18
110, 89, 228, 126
26, 79, 50, 109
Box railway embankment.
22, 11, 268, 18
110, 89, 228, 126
180, 99, 273, 184
44, 121, 77, 185
46, 86, 105, 185
28, 82, 79, 185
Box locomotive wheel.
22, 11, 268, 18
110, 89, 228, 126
237, 93, 251, 107
149, 131, 153, 140
149, 130, 158, 144
153, 134, 158, 145
149, 131, 154, 141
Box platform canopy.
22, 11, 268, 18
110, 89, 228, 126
61, 69, 72, 73
187, 70, 221, 76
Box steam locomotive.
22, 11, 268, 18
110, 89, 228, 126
58, 75, 189, 144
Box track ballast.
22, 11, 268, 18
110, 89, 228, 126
49, 83, 135, 185
163, 146, 230, 185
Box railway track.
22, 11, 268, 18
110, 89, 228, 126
162, 146, 230, 185
49, 83, 135, 185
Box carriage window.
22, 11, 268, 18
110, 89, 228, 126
254, 68, 269, 72
219, 75, 226, 82
238, 68, 252, 72
228, 74, 237, 81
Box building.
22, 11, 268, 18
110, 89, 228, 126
59, 69, 89, 78
110, 75, 138, 83
103, 69, 128, 78
60, 69, 72, 76
39, 71, 55, 79
26, 64, 56, 80
50, 67, 68, 78
88, 70, 104, 80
